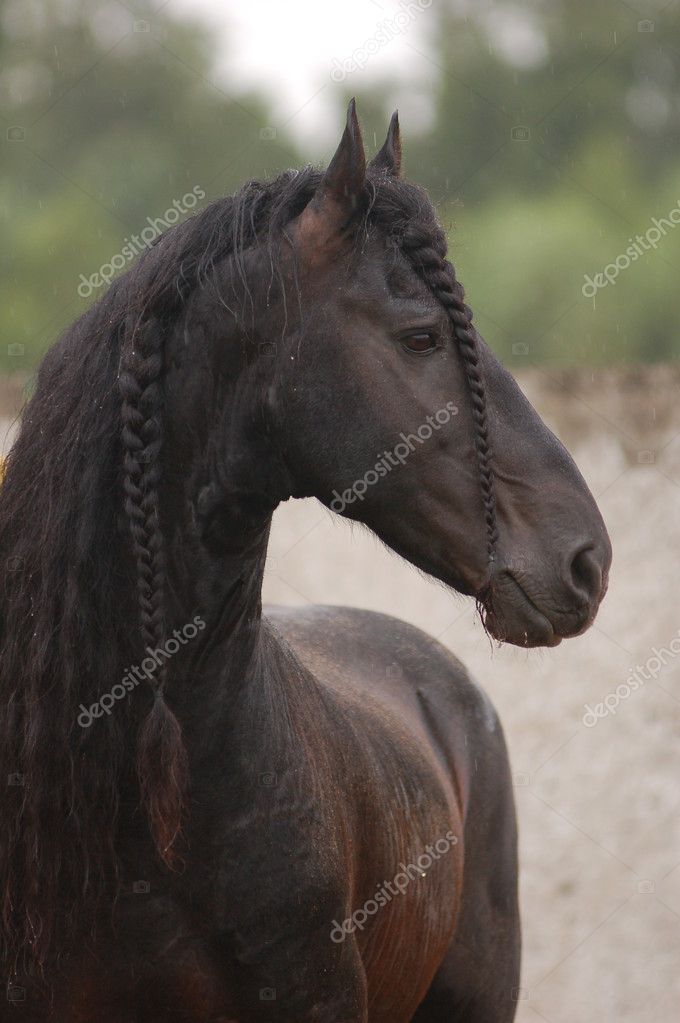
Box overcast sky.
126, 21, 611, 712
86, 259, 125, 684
167, 0, 436, 143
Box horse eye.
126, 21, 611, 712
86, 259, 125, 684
402, 332, 436, 355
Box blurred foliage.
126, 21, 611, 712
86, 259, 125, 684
412, 0, 680, 367
0, 0, 302, 372
1, 0, 680, 370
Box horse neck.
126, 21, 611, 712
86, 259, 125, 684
160, 453, 275, 731
159, 334, 288, 749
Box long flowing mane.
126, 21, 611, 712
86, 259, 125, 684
0, 162, 485, 977
0, 168, 323, 975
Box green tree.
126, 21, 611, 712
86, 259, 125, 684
0, 0, 302, 371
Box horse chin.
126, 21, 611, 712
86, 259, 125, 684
481, 572, 564, 649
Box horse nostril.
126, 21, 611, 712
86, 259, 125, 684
568, 545, 603, 604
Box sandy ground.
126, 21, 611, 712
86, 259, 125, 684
2, 365, 679, 1022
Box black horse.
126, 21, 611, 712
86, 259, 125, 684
0, 102, 611, 1021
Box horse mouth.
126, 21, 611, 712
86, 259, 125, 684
482, 572, 565, 648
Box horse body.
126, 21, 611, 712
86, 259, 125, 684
0, 103, 609, 1020
5, 605, 515, 1023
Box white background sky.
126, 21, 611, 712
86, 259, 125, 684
167, 0, 437, 144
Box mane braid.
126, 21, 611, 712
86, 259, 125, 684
399, 222, 500, 564
118, 312, 187, 867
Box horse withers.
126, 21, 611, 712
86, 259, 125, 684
0, 102, 610, 1021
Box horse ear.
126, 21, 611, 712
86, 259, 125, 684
369, 111, 401, 177
292, 98, 366, 255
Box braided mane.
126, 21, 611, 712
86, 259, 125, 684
365, 176, 499, 576
118, 314, 188, 866
399, 224, 499, 567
